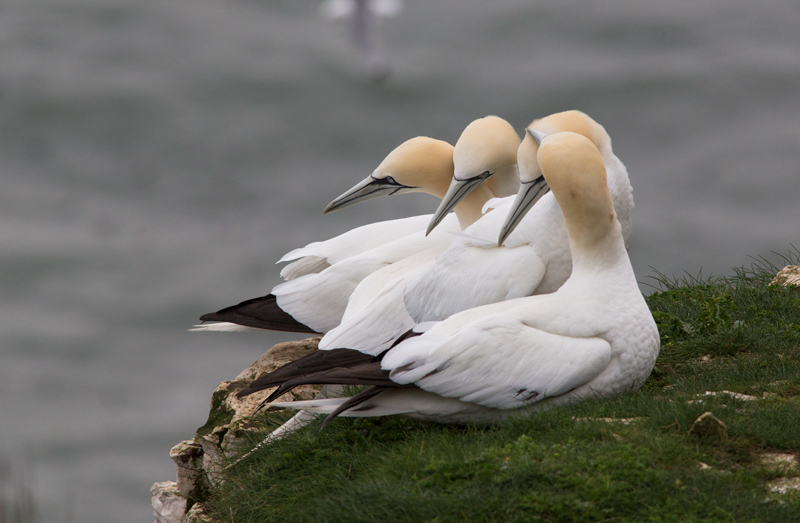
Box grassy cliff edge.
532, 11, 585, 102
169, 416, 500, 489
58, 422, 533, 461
202, 254, 800, 522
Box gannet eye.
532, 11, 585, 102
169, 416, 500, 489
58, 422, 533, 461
385, 176, 398, 185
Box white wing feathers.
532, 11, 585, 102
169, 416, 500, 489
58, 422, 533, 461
268, 396, 415, 418
403, 244, 546, 322
320, 275, 417, 355
272, 215, 460, 333
320, 249, 443, 355
278, 214, 432, 280
272, 256, 383, 333
382, 316, 611, 410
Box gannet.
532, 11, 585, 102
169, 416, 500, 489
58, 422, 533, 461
320, 110, 632, 355
195, 116, 520, 334
426, 115, 521, 234
238, 130, 659, 425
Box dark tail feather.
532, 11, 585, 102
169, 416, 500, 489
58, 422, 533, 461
320, 386, 388, 430
199, 294, 320, 334
237, 349, 377, 398
264, 361, 400, 403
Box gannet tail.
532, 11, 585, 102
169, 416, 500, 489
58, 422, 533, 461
196, 294, 320, 334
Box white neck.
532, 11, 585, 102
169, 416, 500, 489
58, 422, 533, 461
452, 184, 496, 230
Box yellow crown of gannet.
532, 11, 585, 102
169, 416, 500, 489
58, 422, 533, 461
427, 115, 520, 234
194, 117, 520, 334
239, 130, 659, 425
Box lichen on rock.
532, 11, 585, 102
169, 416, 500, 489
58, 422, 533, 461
195, 337, 322, 483
688, 411, 728, 442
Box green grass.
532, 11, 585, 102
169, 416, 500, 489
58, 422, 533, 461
203, 252, 800, 522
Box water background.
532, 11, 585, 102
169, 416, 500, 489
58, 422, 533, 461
1, 1, 798, 521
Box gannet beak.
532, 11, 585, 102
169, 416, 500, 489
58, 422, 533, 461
497, 174, 550, 246
426, 172, 492, 235
324, 175, 414, 214
526, 127, 548, 145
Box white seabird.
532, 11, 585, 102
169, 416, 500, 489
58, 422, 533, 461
194, 116, 519, 334
240, 129, 659, 425
320, 110, 632, 355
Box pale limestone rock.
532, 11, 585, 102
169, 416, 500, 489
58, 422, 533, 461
758, 452, 798, 472
572, 417, 642, 425
687, 390, 759, 404
688, 411, 728, 442
153, 336, 323, 519
151, 481, 187, 523
195, 337, 321, 484
770, 265, 800, 286
767, 477, 800, 494
170, 439, 209, 502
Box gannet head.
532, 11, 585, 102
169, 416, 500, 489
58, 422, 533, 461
537, 131, 616, 249
324, 136, 454, 214
426, 115, 519, 235
497, 110, 611, 245
530, 110, 612, 158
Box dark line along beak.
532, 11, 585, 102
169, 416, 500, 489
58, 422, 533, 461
323, 176, 414, 214
497, 175, 550, 246
425, 171, 492, 235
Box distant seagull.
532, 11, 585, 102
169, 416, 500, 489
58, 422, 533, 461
320, 0, 403, 81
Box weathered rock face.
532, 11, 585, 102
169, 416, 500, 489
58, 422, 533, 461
170, 440, 209, 508
771, 265, 800, 287
151, 337, 321, 523
151, 482, 186, 523
196, 337, 321, 484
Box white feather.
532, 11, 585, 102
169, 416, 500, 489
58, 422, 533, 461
278, 215, 432, 280
189, 322, 261, 333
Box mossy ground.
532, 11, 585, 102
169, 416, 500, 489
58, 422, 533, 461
204, 253, 800, 522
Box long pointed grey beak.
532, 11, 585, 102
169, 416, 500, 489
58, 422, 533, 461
324, 176, 412, 214
527, 127, 548, 145
425, 172, 492, 235
497, 175, 550, 246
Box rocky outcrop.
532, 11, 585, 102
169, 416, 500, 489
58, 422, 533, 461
151, 482, 186, 523
771, 265, 800, 286
151, 337, 320, 523
688, 411, 728, 442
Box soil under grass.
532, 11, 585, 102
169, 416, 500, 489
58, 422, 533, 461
203, 253, 800, 522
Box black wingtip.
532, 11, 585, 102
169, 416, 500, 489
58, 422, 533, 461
236, 349, 378, 399
320, 386, 388, 430
199, 294, 320, 334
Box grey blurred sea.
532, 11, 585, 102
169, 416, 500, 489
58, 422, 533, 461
0, 1, 798, 521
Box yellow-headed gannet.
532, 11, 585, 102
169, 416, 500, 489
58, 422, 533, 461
239, 129, 659, 425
